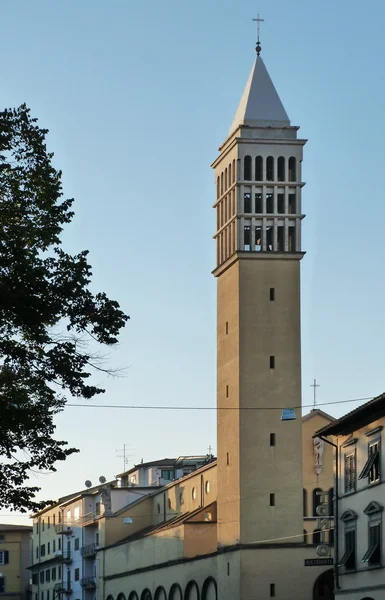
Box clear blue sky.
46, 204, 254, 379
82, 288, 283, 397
2, 0, 385, 522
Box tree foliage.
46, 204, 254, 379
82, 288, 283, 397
0, 105, 129, 511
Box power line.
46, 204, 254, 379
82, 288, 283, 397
65, 395, 374, 411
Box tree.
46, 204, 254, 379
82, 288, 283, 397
0, 104, 129, 512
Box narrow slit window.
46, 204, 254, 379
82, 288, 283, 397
232, 159, 235, 183
278, 193, 285, 214
270, 288, 275, 301
244, 193, 252, 213
225, 321, 228, 335
289, 193, 296, 214
255, 156, 263, 181
266, 193, 274, 214
226, 385, 229, 398
221, 172, 224, 195
255, 193, 263, 213
288, 226, 296, 252
226, 452, 229, 466
244, 225, 251, 251
277, 156, 285, 181
255, 227, 262, 251
266, 156, 274, 181
288, 157, 296, 181
270, 493, 275, 507
225, 168, 228, 190
270, 356, 275, 369
270, 584, 276, 598
244, 156, 252, 181
229, 163, 232, 185
227, 562, 230, 576
270, 433, 276, 446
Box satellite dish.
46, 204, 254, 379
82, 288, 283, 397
84, 480, 92, 488
99, 476, 106, 484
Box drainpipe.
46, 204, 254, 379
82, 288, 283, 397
319, 436, 339, 591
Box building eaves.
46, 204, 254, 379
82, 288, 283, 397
0, 524, 32, 531
314, 393, 385, 437
302, 409, 336, 423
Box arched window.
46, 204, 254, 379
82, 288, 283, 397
228, 163, 232, 186
313, 488, 322, 516
216, 177, 220, 200
329, 487, 334, 516
255, 156, 263, 181
313, 529, 321, 544
266, 156, 274, 181
277, 156, 285, 181
288, 157, 296, 181
117, 594, 126, 600
225, 168, 228, 190
221, 172, 224, 195
244, 156, 252, 181
303, 488, 307, 517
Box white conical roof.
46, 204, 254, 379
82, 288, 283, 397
229, 56, 290, 134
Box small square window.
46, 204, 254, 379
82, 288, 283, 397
270, 356, 275, 369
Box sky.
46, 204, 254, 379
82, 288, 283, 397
2, 0, 385, 524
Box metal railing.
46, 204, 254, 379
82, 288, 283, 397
80, 543, 97, 558
80, 577, 96, 589
55, 524, 72, 535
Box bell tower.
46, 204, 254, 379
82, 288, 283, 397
212, 45, 307, 550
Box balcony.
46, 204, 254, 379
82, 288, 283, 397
55, 524, 72, 535
80, 543, 97, 558
53, 550, 72, 564
80, 577, 96, 589
54, 582, 72, 595
82, 512, 100, 526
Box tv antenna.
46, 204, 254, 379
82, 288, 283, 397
116, 443, 134, 472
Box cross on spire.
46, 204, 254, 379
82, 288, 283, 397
310, 379, 320, 409
252, 14, 264, 56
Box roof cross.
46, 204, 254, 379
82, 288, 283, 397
252, 14, 264, 55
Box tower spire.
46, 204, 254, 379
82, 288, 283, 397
252, 14, 264, 56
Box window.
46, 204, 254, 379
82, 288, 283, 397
226, 452, 229, 466
339, 529, 356, 570
53, 514, 55, 526
58, 512, 61, 523
74, 568, 80, 582
226, 385, 229, 398
270, 494, 275, 507
328, 488, 334, 517
58, 566, 62, 578
168, 497, 172, 510
255, 156, 263, 181
362, 523, 381, 565
192, 487, 197, 500
160, 470, 175, 480
255, 193, 262, 213
270, 288, 275, 301
95, 502, 101, 515
303, 489, 307, 517
58, 538, 61, 551
47, 542, 50, 555
225, 321, 228, 335
66, 509, 71, 525
266, 156, 274, 181
36, 547, 39, 560
244, 225, 251, 251
255, 226, 262, 251
32, 573, 38, 585
52, 567, 56, 581
244, 193, 252, 213
228, 163, 232, 185
74, 507, 80, 522
40, 572, 44, 584
225, 168, 228, 190
157, 503, 161, 515
313, 529, 321, 544
266, 226, 273, 251
270, 433, 275, 446
221, 172, 224, 195
288, 225, 296, 252
288, 157, 296, 181
47, 591, 50, 600
0, 578, 4, 594
46, 570, 50, 583
270, 356, 275, 369
277, 193, 284, 214
277, 156, 285, 181
40, 544, 45, 557
52, 540, 56, 553
289, 193, 296, 214
35, 521, 39, 534
74, 538, 80, 551
270, 583, 275, 598
47, 516, 50, 529
42, 519, 45, 532
313, 488, 322, 516
303, 529, 308, 544
244, 156, 252, 181
345, 453, 356, 493
266, 193, 273, 214
359, 441, 380, 483
216, 177, 220, 199
95, 532, 99, 546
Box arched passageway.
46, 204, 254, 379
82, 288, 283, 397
313, 569, 334, 600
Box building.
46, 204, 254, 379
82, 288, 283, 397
117, 456, 215, 487
315, 392, 385, 600
0, 523, 32, 600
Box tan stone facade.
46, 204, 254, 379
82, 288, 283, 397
0, 524, 31, 600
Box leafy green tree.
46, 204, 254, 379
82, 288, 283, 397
0, 104, 129, 512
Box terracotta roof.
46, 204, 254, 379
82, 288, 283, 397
314, 393, 385, 437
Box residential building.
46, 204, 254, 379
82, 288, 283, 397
315, 392, 385, 600
0, 524, 32, 600
117, 456, 215, 487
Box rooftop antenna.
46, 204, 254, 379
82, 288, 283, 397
252, 14, 264, 56
116, 443, 134, 473
310, 379, 320, 409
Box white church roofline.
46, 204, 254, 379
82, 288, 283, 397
229, 56, 290, 136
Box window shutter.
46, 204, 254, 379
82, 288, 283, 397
4, 551, 9, 564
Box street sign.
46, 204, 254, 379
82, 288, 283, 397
304, 558, 333, 567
